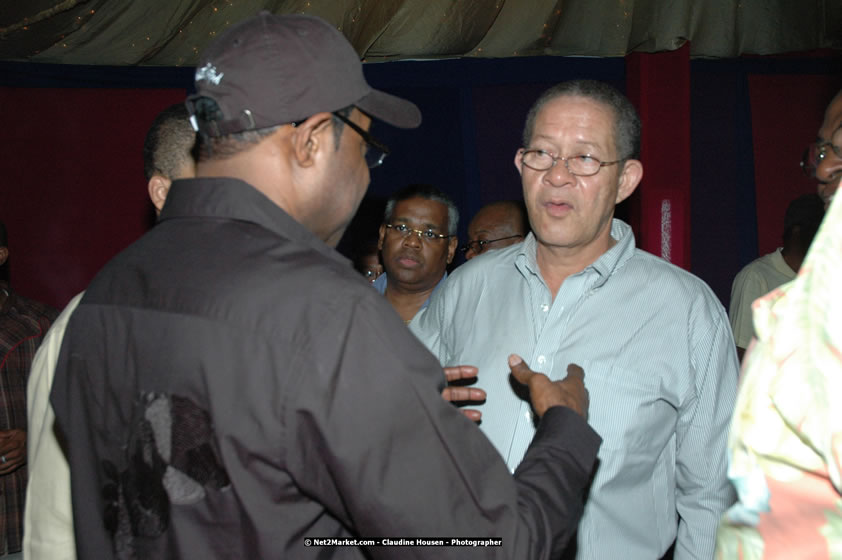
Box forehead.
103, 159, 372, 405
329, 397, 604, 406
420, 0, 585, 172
392, 197, 449, 227
469, 206, 510, 234
532, 95, 616, 141
819, 93, 842, 140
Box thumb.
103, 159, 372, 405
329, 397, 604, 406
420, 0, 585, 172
509, 354, 534, 385
565, 363, 584, 380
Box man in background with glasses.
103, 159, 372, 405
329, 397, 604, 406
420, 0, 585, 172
50, 13, 602, 559
374, 184, 459, 323
412, 79, 738, 559
717, 88, 842, 557
462, 200, 528, 261
802, 93, 842, 210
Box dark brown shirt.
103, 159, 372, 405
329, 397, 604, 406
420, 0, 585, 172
51, 177, 600, 559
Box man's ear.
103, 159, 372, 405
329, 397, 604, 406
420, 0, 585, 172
616, 159, 643, 204
377, 223, 386, 251
290, 113, 333, 168
147, 175, 172, 213
0, 247, 8, 267
446, 236, 458, 264
513, 148, 525, 176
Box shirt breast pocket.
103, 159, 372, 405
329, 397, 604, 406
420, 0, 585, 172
581, 359, 677, 455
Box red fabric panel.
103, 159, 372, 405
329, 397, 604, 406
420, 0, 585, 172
747, 75, 841, 256
0, 87, 187, 309
625, 45, 692, 270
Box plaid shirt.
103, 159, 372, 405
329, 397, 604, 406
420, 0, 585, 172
0, 284, 56, 555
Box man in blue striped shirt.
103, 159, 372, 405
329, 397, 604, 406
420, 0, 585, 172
411, 80, 738, 559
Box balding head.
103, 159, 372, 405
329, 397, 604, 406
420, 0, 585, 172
464, 200, 528, 260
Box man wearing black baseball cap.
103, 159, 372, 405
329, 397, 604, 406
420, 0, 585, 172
50, 12, 600, 559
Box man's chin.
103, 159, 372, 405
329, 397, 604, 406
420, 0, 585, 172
389, 269, 429, 287
823, 191, 837, 210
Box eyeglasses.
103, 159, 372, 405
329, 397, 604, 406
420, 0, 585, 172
385, 223, 453, 242
332, 111, 390, 168
361, 267, 382, 281
460, 235, 524, 255
801, 127, 842, 177
520, 149, 624, 176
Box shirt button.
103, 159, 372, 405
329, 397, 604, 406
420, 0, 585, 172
537, 355, 546, 365
541, 303, 549, 312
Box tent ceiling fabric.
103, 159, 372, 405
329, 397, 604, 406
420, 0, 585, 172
1, 0, 840, 66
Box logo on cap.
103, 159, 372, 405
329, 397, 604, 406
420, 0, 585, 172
195, 63, 224, 86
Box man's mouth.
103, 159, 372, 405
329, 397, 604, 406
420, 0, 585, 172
819, 182, 839, 209
545, 200, 572, 216
396, 254, 421, 267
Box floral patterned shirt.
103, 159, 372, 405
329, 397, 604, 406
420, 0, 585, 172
716, 190, 842, 559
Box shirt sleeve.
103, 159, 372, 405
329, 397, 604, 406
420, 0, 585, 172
674, 309, 739, 560
284, 291, 601, 559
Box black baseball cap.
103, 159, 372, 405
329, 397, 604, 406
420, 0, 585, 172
186, 12, 421, 137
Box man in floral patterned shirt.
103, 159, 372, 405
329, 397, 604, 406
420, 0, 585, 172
716, 88, 842, 558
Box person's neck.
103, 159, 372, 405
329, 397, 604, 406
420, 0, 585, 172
780, 245, 804, 274
384, 281, 438, 323
536, 235, 615, 299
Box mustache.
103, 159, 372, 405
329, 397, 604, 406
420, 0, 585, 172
392, 249, 422, 262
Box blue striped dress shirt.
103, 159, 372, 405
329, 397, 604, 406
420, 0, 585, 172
411, 219, 738, 560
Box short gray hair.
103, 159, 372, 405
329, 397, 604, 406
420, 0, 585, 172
383, 184, 459, 235
522, 79, 641, 161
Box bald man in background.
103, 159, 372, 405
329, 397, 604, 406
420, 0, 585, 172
462, 200, 527, 260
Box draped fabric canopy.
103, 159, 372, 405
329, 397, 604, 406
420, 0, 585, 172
1, 0, 840, 66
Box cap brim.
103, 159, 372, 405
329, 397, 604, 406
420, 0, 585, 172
356, 89, 421, 129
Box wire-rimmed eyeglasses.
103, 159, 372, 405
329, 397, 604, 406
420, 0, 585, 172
801, 127, 842, 177
385, 223, 454, 242
520, 149, 624, 177
332, 111, 390, 168
460, 235, 524, 255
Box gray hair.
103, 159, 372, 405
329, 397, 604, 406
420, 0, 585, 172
383, 184, 459, 235
521, 79, 641, 161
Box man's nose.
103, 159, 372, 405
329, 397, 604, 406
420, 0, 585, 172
402, 231, 422, 247
545, 159, 575, 185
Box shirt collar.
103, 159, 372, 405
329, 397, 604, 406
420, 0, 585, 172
769, 247, 797, 278
515, 219, 636, 289
160, 178, 350, 267
372, 271, 448, 310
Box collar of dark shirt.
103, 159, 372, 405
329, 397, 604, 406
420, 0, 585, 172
161, 177, 352, 270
